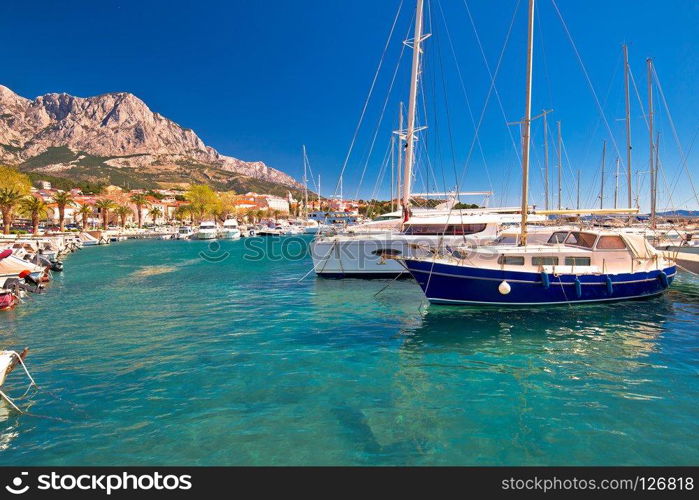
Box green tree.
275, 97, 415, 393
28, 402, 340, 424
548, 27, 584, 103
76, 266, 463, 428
19, 195, 49, 235
130, 193, 150, 228
185, 185, 220, 222
148, 206, 163, 224
76, 203, 94, 230
115, 205, 133, 228
173, 205, 191, 223
0, 188, 26, 234
94, 199, 117, 229
52, 191, 75, 232
0, 166, 31, 234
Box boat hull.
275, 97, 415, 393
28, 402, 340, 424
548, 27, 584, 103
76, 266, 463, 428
402, 259, 676, 306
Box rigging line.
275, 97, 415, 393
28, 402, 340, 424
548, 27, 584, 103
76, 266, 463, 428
462, 0, 522, 165
429, 0, 456, 197
653, 67, 699, 206
549, 0, 623, 160
435, 0, 473, 197
334, 0, 404, 198
436, 0, 493, 194
628, 65, 649, 128
368, 138, 394, 202
578, 51, 621, 173
662, 126, 699, 211
353, 19, 411, 201
456, 0, 520, 194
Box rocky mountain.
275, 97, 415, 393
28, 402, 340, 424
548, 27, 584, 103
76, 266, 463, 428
0, 85, 301, 190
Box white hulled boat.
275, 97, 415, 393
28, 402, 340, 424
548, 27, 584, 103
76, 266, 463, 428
196, 221, 218, 240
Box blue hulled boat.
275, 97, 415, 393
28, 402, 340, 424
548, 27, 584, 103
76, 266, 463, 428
399, 229, 676, 306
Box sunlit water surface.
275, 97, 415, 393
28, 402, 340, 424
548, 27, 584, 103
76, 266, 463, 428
1, 238, 698, 465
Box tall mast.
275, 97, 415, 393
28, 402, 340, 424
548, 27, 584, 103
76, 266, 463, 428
519, 0, 535, 246
543, 110, 549, 210
600, 140, 606, 209
302, 145, 308, 218
390, 134, 395, 212
614, 157, 620, 209
318, 175, 321, 210
401, 0, 427, 222
397, 102, 403, 207
647, 58, 656, 228
576, 169, 580, 210
557, 120, 562, 210
623, 44, 633, 210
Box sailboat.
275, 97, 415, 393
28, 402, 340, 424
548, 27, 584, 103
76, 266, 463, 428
311, 0, 545, 278
396, 0, 676, 306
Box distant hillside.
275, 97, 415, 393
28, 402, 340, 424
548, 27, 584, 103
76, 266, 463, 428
0, 85, 303, 193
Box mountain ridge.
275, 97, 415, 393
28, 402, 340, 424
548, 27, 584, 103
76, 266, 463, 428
0, 85, 301, 191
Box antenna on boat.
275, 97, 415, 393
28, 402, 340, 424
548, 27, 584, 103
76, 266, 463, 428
623, 44, 633, 212
519, 0, 535, 246
401, 0, 429, 224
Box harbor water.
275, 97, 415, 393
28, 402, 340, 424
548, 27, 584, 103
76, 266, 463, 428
1, 237, 698, 465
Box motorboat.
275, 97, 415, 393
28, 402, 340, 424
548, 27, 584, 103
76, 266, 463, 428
219, 219, 242, 240
176, 226, 195, 240
196, 221, 218, 240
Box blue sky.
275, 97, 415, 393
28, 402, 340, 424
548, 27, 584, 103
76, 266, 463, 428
2, 0, 698, 211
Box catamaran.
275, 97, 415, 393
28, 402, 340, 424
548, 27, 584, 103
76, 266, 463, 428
395, 0, 676, 306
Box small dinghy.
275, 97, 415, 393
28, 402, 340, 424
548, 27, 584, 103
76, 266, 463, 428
0, 348, 36, 413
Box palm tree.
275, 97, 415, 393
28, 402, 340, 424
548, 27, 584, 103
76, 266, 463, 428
148, 206, 163, 225
0, 187, 24, 234
115, 205, 133, 228
76, 204, 94, 230
173, 205, 191, 223
19, 196, 49, 235
130, 193, 150, 229
94, 199, 117, 229
52, 191, 74, 232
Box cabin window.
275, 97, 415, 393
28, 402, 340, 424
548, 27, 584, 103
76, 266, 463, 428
547, 231, 569, 244
564, 232, 597, 248
532, 256, 559, 266
495, 235, 517, 245
596, 235, 627, 250
565, 257, 591, 266
498, 255, 525, 266
403, 223, 487, 236
371, 248, 401, 257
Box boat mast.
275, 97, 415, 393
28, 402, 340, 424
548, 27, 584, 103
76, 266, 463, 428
397, 102, 404, 209
600, 140, 606, 209
318, 175, 321, 211
401, 0, 427, 223
576, 169, 580, 210
647, 57, 656, 228
302, 145, 308, 218
543, 112, 549, 211
390, 134, 395, 212
557, 120, 562, 210
623, 44, 633, 210
519, 0, 535, 246
614, 157, 620, 209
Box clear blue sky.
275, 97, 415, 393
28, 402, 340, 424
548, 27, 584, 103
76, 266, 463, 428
2, 0, 698, 211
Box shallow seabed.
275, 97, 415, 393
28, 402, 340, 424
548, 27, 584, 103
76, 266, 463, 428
1, 238, 698, 465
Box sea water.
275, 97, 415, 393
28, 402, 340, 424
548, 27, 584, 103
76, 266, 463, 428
0, 237, 697, 465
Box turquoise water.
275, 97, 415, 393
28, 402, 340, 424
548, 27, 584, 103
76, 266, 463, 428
0, 237, 698, 465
